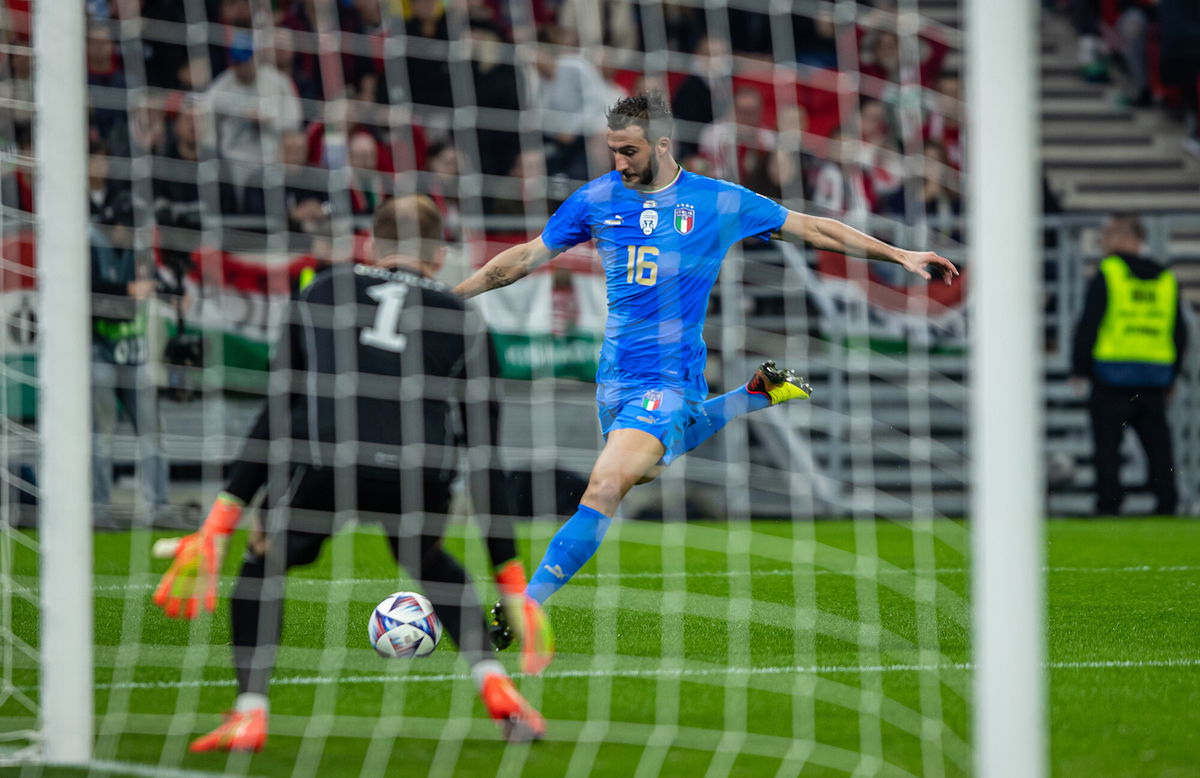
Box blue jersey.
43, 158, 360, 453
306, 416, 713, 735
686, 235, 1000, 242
541, 169, 788, 393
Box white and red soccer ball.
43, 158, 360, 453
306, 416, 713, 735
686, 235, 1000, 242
368, 591, 442, 658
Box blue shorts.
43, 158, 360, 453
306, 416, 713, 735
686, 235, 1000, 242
596, 382, 707, 466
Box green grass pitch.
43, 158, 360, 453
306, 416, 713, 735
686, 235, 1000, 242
1, 517, 1198, 777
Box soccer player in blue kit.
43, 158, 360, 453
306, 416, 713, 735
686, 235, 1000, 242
454, 92, 958, 656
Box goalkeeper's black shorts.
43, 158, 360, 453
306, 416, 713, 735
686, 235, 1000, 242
254, 464, 455, 569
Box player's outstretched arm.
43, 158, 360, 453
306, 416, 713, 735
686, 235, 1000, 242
776, 211, 960, 285
453, 237, 558, 299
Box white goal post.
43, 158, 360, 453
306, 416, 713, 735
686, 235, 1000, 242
34, 0, 93, 764
966, 0, 1047, 776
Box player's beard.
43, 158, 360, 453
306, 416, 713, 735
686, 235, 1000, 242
623, 155, 657, 188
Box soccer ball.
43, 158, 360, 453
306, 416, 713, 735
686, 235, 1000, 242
368, 591, 442, 658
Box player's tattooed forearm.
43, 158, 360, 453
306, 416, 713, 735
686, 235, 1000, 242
485, 267, 513, 289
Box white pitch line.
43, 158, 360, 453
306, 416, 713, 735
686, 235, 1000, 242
571, 563, 1200, 578
71, 656, 1200, 695
80, 563, 1200, 595
1049, 564, 1200, 574
37, 758, 270, 778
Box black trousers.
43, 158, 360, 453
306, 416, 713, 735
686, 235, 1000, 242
230, 465, 491, 696
1088, 383, 1178, 516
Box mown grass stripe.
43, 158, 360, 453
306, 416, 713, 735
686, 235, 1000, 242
61, 562, 1200, 596
56, 655, 1200, 694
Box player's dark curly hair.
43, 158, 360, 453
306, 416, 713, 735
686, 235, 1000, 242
606, 91, 674, 143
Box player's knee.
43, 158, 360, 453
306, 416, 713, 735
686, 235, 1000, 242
581, 475, 627, 514
280, 531, 327, 569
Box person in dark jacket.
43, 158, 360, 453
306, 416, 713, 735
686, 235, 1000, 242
1070, 213, 1189, 515
90, 190, 170, 511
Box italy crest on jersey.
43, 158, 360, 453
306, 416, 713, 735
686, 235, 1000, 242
641, 390, 663, 411
673, 205, 695, 235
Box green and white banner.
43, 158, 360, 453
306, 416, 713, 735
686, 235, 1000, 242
463, 236, 608, 380
471, 269, 607, 380
0, 233, 968, 420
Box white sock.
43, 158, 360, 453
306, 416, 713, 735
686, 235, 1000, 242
470, 659, 506, 692
235, 692, 269, 714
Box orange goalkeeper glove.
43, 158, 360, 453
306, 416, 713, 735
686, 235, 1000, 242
152, 493, 243, 619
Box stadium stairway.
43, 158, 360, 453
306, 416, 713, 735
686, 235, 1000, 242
921, 0, 1200, 213
1039, 11, 1200, 215
29, 357, 1190, 528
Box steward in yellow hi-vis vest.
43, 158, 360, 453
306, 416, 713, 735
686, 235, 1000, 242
1089, 254, 1178, 385
1071, 214, 1189, 516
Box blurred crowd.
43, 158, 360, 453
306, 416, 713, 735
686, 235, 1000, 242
0, 0, 969, 251
1069, 0, 1200, 156
0, 1, 1188, 516
0, 0, 975, 513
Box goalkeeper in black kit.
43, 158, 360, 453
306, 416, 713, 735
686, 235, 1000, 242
152, 195, 550, 751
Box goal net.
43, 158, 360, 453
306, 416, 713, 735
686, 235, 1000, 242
0, 0, 1024, 774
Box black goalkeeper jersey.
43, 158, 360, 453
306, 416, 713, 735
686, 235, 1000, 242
238, 261, 502, 478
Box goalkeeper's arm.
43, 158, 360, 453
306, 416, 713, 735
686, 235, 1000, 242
215, 288, 312, 508
153, 303, 307, 619
150, 407, 271, 618
456, 304, 523, 576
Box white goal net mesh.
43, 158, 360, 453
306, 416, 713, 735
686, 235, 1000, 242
1, 0, 980, 775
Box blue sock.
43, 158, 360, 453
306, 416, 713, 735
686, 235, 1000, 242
682, 386, 771, 453
526, 505, 612, 604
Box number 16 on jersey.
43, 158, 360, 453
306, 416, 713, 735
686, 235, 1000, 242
626, 246, 659, 287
